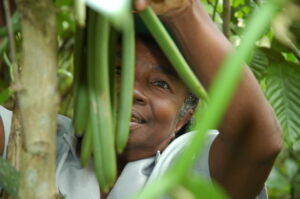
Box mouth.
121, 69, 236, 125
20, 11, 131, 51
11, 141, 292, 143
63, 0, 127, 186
130, 112, 146, 129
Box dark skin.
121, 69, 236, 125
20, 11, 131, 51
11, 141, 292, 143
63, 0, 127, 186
101, 37, 191, 199
118, 37, 192, 162
132, 0, 283, 199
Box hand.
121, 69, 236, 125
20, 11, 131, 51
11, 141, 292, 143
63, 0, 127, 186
134, 0, 190, 15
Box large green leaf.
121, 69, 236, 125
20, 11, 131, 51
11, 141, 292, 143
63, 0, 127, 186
249, 48, 269, 80
0, 158, 19, 197
265, 61, 300, 146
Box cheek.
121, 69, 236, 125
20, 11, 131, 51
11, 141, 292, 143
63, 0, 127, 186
153, 99, 181, 125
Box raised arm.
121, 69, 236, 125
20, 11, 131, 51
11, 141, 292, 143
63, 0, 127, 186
138, 0, 283, 198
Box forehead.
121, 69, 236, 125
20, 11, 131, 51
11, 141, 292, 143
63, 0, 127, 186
135, 36, 180, 78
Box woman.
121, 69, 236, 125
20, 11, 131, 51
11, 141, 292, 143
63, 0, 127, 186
0, 0, 282, 198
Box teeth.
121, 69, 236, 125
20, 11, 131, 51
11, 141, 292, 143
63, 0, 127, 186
131, 116, 144, 123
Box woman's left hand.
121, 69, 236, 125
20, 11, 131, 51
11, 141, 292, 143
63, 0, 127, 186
134, 0, 190, 15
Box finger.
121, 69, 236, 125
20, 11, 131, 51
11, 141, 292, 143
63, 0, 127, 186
134, 0, 149, 11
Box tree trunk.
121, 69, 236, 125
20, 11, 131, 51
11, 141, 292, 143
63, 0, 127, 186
16, 0, 59, 198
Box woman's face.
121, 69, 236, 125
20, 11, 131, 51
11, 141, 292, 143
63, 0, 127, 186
118, 38, 191, 161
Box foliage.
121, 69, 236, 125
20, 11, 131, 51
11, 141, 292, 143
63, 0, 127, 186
0, 158, 19, 198
0, 0, 300, 198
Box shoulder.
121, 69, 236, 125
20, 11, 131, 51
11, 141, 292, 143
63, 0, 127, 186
0, 106, 13, 158
56, 114, 78, 165
148, 130, 218, 181
0, 106, 13, 133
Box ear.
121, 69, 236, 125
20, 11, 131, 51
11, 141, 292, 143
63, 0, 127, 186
175, 109, 194, 133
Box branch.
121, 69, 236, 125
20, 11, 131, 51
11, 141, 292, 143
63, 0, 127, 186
206, 0, 219, 22
3, 0, 17, 70
212, 0, 219, 22
222, 0, 231, 38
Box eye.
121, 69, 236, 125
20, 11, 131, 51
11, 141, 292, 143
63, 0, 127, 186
153, 80, 170, 90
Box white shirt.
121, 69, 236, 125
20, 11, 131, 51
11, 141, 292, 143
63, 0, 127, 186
0, 106, 268, 199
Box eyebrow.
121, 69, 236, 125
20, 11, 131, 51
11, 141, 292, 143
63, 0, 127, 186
153, 65, 179, 79
115, 52, 179, 79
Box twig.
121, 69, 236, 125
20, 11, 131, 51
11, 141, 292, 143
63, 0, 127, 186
3, 52, 14, 81
212, 0, 219, 22
222, 0, 231, 38
206, 0, 218, 21
3, 0, 18, 82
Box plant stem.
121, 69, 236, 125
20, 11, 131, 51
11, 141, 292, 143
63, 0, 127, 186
3, 0, 19, 86
222, 0, 231, 38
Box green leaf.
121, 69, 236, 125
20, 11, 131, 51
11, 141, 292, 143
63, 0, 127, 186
267, 167, 290, 190
261, 47, 285, 62
284, 159, 298, 181
265, 61, 300, 146
180, 174, 229, 199
290, 21, 300, 44
292, 139, 300, 152
0, 88, 11, 104
0, 157, 19, 197
271, 39, 292, 53
249, 48, 269, 80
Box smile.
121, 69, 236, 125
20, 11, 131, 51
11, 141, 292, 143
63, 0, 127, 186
131, 115, 146, 124
130, 112, 146, 130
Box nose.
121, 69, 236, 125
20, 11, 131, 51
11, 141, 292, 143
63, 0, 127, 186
133, 84, 147, 105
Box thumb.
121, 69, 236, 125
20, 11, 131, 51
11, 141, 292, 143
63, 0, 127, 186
134, 0, 150, 11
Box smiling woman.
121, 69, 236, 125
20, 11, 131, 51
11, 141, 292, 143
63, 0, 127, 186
119, 36, 195, 162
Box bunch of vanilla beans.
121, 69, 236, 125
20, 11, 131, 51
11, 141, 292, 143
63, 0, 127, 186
72, 5, 206, 192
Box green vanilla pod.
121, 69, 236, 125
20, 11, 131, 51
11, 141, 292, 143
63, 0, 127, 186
80, 122, 92, 167
93, 13, 117, 189
73, 26, 89, 135
116, 14, 135, 153
139, 7, 208, 101
86, 9, 111, 192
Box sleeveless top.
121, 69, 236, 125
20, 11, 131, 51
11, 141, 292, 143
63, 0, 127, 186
0, 106, 268, 199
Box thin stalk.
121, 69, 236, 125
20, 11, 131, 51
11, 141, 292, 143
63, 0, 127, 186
3, 0, 16, 64
3, 0, 18, 85
116, 14, 135, 153
133, 0, 288, 198
0, 38, 8, 56
181, 175, 228, 199
222, 0, 231, 38
138, 8, 208, 101
212, 0, 219, 22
